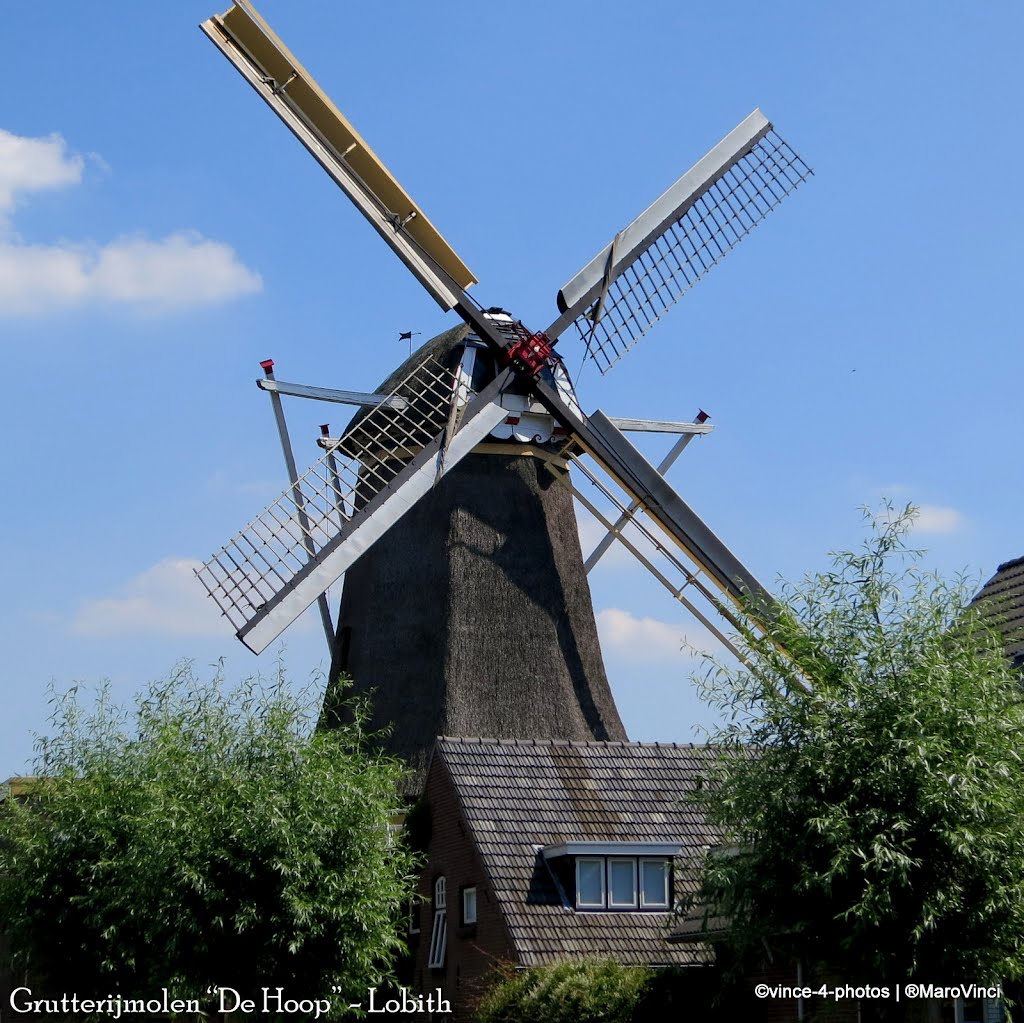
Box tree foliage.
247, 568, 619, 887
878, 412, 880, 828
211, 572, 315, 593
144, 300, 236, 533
0, 664, 417, 1013
476, 959, 652, 1023
692, 509, 1024, 991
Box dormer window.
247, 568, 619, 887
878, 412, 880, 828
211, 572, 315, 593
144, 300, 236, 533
546, 842, 678, 911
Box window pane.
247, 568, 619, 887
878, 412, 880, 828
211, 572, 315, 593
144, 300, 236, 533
608, 858, 637, 907
462, 886, 477, 925
427, 910, 447, 968
640, 859, 670, 907
577, 858, 604, 907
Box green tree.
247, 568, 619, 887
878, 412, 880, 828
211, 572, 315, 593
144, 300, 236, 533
476, 959, 652, 1023
692, 509, 1024, 1014
0, 664, 417, 1016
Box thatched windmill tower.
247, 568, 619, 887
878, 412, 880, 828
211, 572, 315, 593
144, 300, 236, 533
321, 325, 626, 788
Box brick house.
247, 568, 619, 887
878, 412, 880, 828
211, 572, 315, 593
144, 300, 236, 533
405, 737, 718, 1020
396, 552, 1024, 1022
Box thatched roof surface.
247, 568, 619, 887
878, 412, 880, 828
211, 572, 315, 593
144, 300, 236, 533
433, 737, 718, 966
324, 449, 626, 792
323, 327, 625, 794
342, 324, 471, 439
375, 323, 471, 395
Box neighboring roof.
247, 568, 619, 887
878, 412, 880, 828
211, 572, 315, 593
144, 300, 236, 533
0, 777, 39, 802
972, 555, 1024, 670
668, 906, 731, 943
434, 737, 718, 967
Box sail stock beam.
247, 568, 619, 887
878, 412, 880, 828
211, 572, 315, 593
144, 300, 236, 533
528, 374, 777, 630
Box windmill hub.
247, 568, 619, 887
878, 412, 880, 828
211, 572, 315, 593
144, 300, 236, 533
454, 311, 580, 448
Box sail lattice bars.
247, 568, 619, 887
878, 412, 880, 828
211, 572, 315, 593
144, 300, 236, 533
201, 1, 477, 311
549, 110, 812, 373
554, 452, 745, 660
196, 354, 508, 654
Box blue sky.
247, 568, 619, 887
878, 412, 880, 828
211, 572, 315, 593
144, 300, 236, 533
2, 1, 1020, 774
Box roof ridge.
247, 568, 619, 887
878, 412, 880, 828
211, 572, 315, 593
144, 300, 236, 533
435, 735, 711, 751
996, 555, 1024, 573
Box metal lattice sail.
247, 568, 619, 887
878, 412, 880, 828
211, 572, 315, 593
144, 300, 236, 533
552, 114, 812, 373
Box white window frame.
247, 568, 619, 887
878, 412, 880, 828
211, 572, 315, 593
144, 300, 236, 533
462, 885, 477, 925
575, 857, 606, 908
639, 857, 671, 909
607, 857, 638, 908
427, 876, 447, 968
573, 855, 673, 911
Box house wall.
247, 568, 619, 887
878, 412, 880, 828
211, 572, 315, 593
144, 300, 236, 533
410, 757, 515, 1021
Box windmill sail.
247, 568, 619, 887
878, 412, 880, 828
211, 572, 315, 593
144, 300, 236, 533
578, 411, 768, 608
548, 110, 812, 373
201, 1, 477, 310
196, 352, 512, 653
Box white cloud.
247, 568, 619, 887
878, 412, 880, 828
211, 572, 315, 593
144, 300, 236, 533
0, 129, 83, 214
911, 504, 964, 535
878, 495, 966, 536
0, 128, 261, 317
0, 230, 262, 317
72, 557, 232, 639
71, 555, 323, 640
596, 608, 710, 664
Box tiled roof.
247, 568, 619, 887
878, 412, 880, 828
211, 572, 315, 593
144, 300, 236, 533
435, 736, 718, 967
973, 555, 1024, 669
668, 906, 731, 943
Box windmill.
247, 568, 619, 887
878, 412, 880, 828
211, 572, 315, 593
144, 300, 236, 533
195, 2, 812, 784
